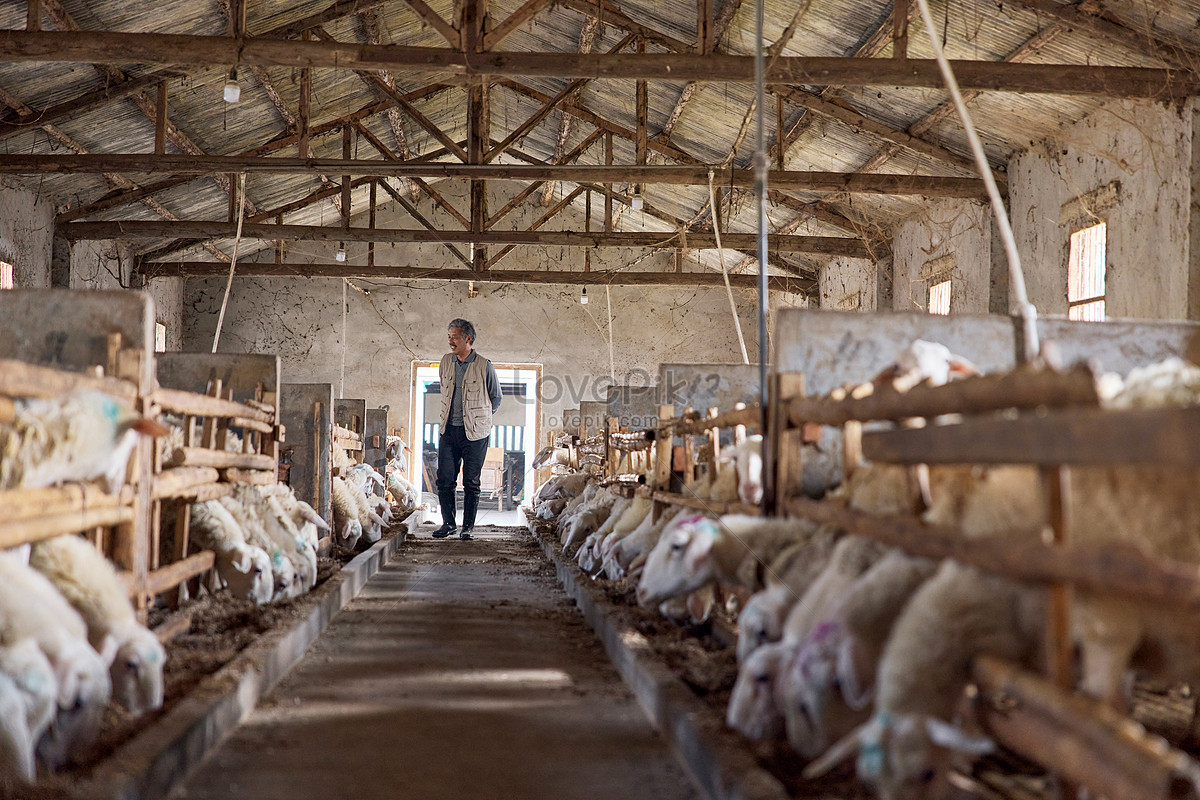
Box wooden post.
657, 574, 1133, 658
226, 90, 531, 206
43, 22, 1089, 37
766, 372, 804, 515
654, 404, 673, 491
275, 213, 284, 263
368, 180, 377, 267
298, 49, 311, 159
893, 0, 909, 61
154, 80, 168, 156
26, 0, 39, 31
1043, 465, 1075, 696
606, 414, 619, 477
604, 131, 613, 232
843, 420, 863, 480
682, 406, 695, 490
706, 406, 720, 485
697, 0, 712, 54
775, 94, 784, 171
733, 400, 747, 445
635, 36, 647, 205
341, 125, 352, 229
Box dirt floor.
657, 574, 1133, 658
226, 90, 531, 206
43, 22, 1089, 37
171, 523, 701, 800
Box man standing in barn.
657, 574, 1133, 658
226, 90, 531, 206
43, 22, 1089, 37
433, 318, 503, 541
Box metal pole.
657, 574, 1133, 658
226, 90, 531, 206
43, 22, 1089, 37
754, 0, 769, 425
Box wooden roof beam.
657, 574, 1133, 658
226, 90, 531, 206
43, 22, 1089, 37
15, 156, 989, 196
0, 31, 1192, 96
138, 261, 811, 290
488, 185, 586, 268
361, 8, 420, 202
483, 0, 553, 50
486, 128, 604, 227
1011, 0, 1200, 69
66, 220, 873, 256
376, 177, 472, 268
659, 0, 744, 141
401, 0, 460, 48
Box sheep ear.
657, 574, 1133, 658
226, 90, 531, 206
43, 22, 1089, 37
947, 355, 981, 378
98, 635, 119, 668
802, 723, 868, 779
230, 549, 253, 574
54, 661, 79, 709
836, 638, 875, 711
925, 718, 994, 755
128, 417, 172, 437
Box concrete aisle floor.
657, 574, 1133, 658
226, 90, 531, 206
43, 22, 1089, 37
173, 525, 701, 800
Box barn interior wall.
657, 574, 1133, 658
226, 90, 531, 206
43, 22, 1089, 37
889, 198, 993, 315
70, 240, 185, 351
819, 256, 877, 312
0, 178, 54, 288
1007, 97, 1192, 320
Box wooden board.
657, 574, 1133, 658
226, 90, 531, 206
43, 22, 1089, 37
605, 384, 659, 430
364, 407, 388, 481
579, 400, 608, 438
281, 383, 333, 527
334, 398, 367, 438
864, 405, 1200, 467
156, 352, 281, 413
0, 289, 155, 387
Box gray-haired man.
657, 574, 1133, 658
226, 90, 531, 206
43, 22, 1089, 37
433, 318, 502, 540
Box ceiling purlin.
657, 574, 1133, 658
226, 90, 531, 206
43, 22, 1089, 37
658, 0, 745, 143
1010, 0, 1200, 69
40, 0, 263, 218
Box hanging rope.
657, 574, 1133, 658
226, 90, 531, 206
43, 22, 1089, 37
708, 169, 750, 364
340, 278, 347, 400
913, 0, 1038, 363
211, 172, 247, 353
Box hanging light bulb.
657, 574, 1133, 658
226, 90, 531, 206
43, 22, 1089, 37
223, 67, 241, 104
631, 187, 644, 211
335, 242, 347, 262
580, 287, 589, 305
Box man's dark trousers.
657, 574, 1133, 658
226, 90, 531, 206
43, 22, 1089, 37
436, 424, 489, 529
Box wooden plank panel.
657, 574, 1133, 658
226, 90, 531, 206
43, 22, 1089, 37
281, 383, 333, 526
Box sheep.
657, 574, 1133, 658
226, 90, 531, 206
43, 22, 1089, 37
0, 389, 168, 493
804, 561, 1045, 800
214, 495, 299, 602
331, 477, 364, 550
227, 485, 316, 595
736, 584, 796, 666
577, 496, 651, 570
534, 472, 589, 505
28, 535, 166, 716
603, 505, 686, 580
0, 639, 57, 783
637, 514, 828, 609
258, 483, 328, 550
0, 556, 111, 770
385, 470, 420, 511
188, 500, 274, 605
734, 434, 764, 505
779, 549, 936, 758
726, 640, 791, 741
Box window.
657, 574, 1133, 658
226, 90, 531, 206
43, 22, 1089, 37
1068, 222, 1106, 321
928, 279, 951, 315
0, 261, 12, 289
155, 322, 167, 353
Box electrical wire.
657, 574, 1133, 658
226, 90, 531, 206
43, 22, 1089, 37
708, 169, 750, 365
211, 172, 247, 353
913, 0, 1039, 362
340, 277, 347, 399
606, 285, 615, 384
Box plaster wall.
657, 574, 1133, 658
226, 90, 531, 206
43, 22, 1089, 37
0, 178, 54, 288
890, 198, 993, 314
1008, 98, 1191, 320
71, 240, 186, 351
818, 257, 877, 311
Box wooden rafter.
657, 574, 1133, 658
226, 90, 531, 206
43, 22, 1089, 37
54, 90, 454, 223
402, 0, 460, 48
486, 128, 603, 228
67, 220, 872, 257
659, 0, 744, 142
0, 31, 1191, 96
139, 262, 809, 291
483, 0, 553, 50
557, 0, 689, 53
361, 8, 420, 202
42, 0, 260, 217
465, 0, 490, 270
487, 185, 586, 268
540, 15, 600, 206
1011, 0, 1200, 69
376, 178, 472, 268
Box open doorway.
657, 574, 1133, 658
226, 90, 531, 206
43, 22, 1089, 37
409, 361, 541, 520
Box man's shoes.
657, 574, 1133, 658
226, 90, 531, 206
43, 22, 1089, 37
459, 528, 474, 541
431, 522, 457, 539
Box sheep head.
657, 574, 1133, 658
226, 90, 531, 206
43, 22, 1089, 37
108, 623, 166, 716
636, 515, 719, 608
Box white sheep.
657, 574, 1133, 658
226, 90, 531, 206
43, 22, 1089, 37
0, 556, 111, 771
804, 561, 1045, 800
331, 477, 364, 550
28, 535, 166, 716
0, 389, 168, 493
577, 496, 651, 571
779, 549, 936, 758
230, 485, 315, 595
726, 640, 791, 741
215, 494, 299, 602
258, 483, 328, 550
636, 515, 823, 609
188, 500, 274, 605
0, 639, 57, 783
604, 505, 686, 580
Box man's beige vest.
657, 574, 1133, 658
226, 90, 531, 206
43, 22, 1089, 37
439, 352, 494, 442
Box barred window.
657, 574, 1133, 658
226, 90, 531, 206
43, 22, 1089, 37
1068, 222, 1106, 321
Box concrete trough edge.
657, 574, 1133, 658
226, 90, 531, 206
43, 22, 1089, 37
529, 519, 790, 800
72, 523, 409, 800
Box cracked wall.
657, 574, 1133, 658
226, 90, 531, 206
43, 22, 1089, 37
0, 178, 54, 287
